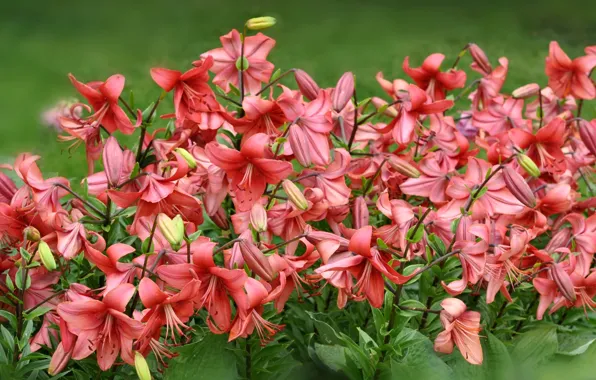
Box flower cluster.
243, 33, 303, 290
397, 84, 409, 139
1, 18, 596, 377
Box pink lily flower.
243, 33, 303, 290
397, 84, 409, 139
205, 133, 293, 212
150, 56, 217, 121
228, 95, 287, 141
525, 87, 576, 124
400, 152, 456, 204
68, 73, 138, 134
403, 53, 466, 100
472, 96, 529, 136
545, 41, 596, 99
57, 283, 143, 370
434, 298, 483, 365
470, 57, 508, 110
201, 30, 275, 95
298, 149, 351, 206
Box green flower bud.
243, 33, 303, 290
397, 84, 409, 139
157, 214, 184, 250
246, 16, 277, 30
37, 241, 57, 271
24, 226, 41, 242
134, 351, 152, 380
235, 56, 250, 71
174, 148, 197, 169
282, 180, 308, 211
516, 154, 540, 178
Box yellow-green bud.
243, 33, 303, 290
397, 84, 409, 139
516, 154, 540, 178
37, 241, 57, 271
24, 226, 41, 242
388, 156, 420, 178
282, 180, 308, 211
249, 203, 268, 233
134, 351, 152, 380
175, 148, 197, 169
157, 214, 184, 250
245, 16, 277, 30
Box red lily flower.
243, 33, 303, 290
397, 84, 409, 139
314, 226, 415, 308
470, 57, 508, 110
545, 41, 596, 99
525, 87, 576, 124
57, 284, 143, 370
403, 53, 466, 100
151, 56, 217, 121
228, 95, 287, 141
156, 240, 248, 334
205, 133, 293, 212
434, 298, 483, 365
138, 278, 201, 343
68, 73, 138, 134
298, 149, 351, 206
472, 96, 529, 136
201, 30, 276, 95
400, 152, 456, 204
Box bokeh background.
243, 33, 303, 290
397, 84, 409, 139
1, 0, 595, 179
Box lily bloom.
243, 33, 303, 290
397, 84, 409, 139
441, 158, 525, 220
277, 90, 334, 167
138, 278, 201, 343
201, 30, 276, 95
298, 149, 351, 206
156, 240, 248, 334
434, 298, 483, 365
472, 97, 529, 136
57, 284, 143, 370
545, 41, 596, 99
150, 56, 217, 121
525, 87, 576, 124
228, 96, 287, 141
205, 133, 293, 212
68, 73, 138, 134
403, 53, 466, 100
470, 57, 508, 110
400, 152, 456, 204
315, 226, 415, 308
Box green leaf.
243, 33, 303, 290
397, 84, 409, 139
19, 248, 31, 262
314, 344, 347, 372
164, 334, 239, 379
557, 330, 596, 356
403, 264, 424, 285
510, 324, 558, 368
405, 226, 423, 244
24, 306, 52, 321
376, 238, 389, 250
473, 186, 488, 199
0, 311, 16, 330
427, 233, 446, 256
270, 68, 282, 82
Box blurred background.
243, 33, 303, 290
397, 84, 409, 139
1, 0, 595, 179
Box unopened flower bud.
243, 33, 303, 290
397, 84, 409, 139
502, 166, 536, 208
332, 72, 355, 112
48, 342, 71, 376
371, 97, 398, 118
238, 240, 275, 281
24, 226, 41, 242
245, 16, 277, 30
157, 214, 184, 250
579, 120, 596, 157
294, 69, 320, 101
352, 196, 369, 230
516, 154, 540, 178
134, 351, 152, 380
545, 228, 571, 253
512, 83, 540, 99
469, 43, 492, 74
235, 56, 250, 71
103, 136, 124, 188
37, 241, 57, 271
250, 203, 268, 232
550, 263, 576, 303
212, 206, 230, 230
388, 156, 420, 178
283, 180, 308, 211
175, 148, 197, 169
456, 215, 473, 241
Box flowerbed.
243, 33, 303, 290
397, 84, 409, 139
1, 17, 596, 379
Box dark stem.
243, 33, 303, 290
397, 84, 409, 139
347, 84, 358, 150
403, 208, 432, 258
118, 96, 136, 118
451, 43, 471, 69
255, 69, 296, 96
135, 92, 165, 162
54, 183, 105, 217
362, 158, 389, 195
263, 234, 308, 254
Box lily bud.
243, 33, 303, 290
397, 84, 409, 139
388, 156, 420, 178
212, 206, 230, 230
175, 148, 197, 169
37, 241, 57, 271
249, 203, 268, 233
134, 351, 152, 380
157, 214, 184, 250
512, 83, 540, 99
516, 154, 540, 178
371, 97, 398, 118
502, 166, 536, 208
238, 240, 275, 281
456, 215, 473, 241
469, 43, 492, 74
283, 180, 308, 211
103, 136, 124, 188
545, 227, 571, 253
332, 72, 355, 112
579, 120, 596, 157
352, 196, 369, 230
245, 16, 277, 30
294, 69, 320, 101
48, 342, 71, 376
24, 226, 41, 242
550, 263, 576, 303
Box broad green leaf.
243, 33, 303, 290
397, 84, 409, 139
165, 334, 239, 379
427, 233, 446, 256
510, 324, 558, 368
557, 330, 596, 356
405, 225, 423, 243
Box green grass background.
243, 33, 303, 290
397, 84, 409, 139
1, 0, 595, 179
